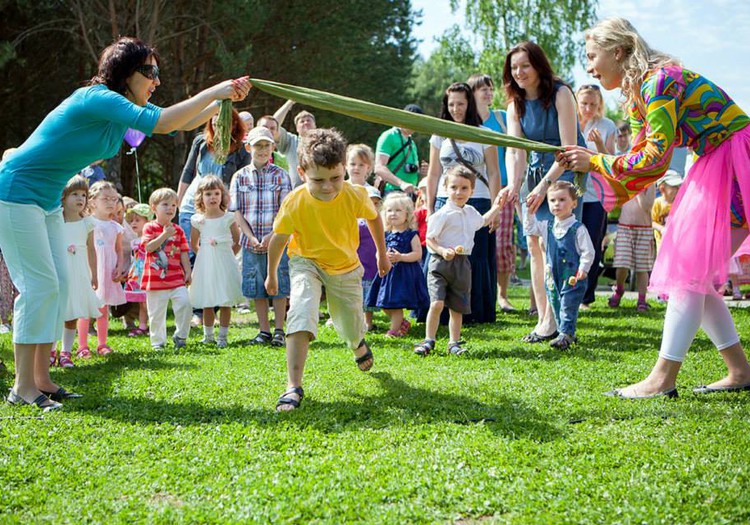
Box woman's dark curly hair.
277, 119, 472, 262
89, 37, 159, 96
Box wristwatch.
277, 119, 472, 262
544, 176, 553, 186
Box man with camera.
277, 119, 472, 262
374, 104, 423, 195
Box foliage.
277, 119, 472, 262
0, 0, 417, 195
1, 285, 750, 523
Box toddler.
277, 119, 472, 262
124, 203, 153, 336
651, 170, 682, 253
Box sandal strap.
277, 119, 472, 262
276, 386, 304, 409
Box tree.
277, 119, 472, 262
452, 0, 599, 78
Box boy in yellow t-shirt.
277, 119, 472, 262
265, 128, 391, 411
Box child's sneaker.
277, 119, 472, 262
200, 336, 215, 345
172, 335, 187, 350
216, 337, 228, 349
49, 350, 58, 367
152, 343, 165, 351
448, 340, 467, 356
58, 352, 75, 368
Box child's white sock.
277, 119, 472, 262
62, 327, 76, 353
203, 325, 215, 341
218, 326, 229, 339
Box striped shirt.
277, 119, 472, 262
229, 161, 292, 249
141, 222, 189, 291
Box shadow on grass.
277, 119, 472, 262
67, 362, 563, 443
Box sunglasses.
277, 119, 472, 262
580, 84, 601, 90
136, 64, 159, 81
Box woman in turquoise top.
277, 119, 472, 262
0, 37, 250, 411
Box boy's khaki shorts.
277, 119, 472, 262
286, 256, 366, 349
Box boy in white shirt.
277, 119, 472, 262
524, 181, 595, 349
414, 166, 503, 356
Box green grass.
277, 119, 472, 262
1, 287, 750, 524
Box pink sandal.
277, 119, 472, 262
77, 347, 92, 359
58, 352, 75, 368
96, 345, 114, 356
49, 350, 58, 367
399, 319, 412, 335
128, 327, 148, 337
385, 329, 404, 338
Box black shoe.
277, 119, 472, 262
692, 383, 750, 394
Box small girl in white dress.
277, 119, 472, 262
189, 176, 242, 347
53, 175, 103, 367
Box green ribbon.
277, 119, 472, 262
249, 78, 562, 154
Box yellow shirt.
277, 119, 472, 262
651, 196, 672, 249
273, 182, 378, 274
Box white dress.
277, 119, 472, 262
189, 213, 243, 308
62, 217, 103, 320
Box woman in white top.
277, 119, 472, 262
576, 84, 616, 308
425, 82, 501, 324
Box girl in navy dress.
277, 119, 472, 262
367, 192, 429, 337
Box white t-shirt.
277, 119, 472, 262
582, 117, 616, 203
426, 200, 485, 255
431, 130, 494, 200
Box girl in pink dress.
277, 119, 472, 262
77, 181, 126, 357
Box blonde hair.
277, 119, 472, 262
194, 175, 229, 213
62, 175, 90, 218
149, 187, 178, 207
575, 85, 606, 120
88, 180, 118, 200
122, 196, 137, 210
381, 191, 416, 231
346, 144, 375, 170
585, 18, 678, 107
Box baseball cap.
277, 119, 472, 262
365, 184, 382, 200
656, 170, 683, 187
126, 203, 154, 220
244, 126, 275, 146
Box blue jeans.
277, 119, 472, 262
178, 211, 195, 264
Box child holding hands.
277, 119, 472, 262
367, 192, 429, 336
524, 181, 594, 349
141, 188, 192, 350
77, 181, 126, 357
265, 129, 390, 411
414, 166, 504, 357
189, 176, 243, 347
124, 203, 153, 336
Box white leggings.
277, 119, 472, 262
660, 228, 747, 362
659, 292, 740, 362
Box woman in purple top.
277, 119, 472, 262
0, 37, 250, 411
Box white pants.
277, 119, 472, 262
0, 201, 68, 344
146, 286, 192, 346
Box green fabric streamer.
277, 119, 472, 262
249, 78, 562, 154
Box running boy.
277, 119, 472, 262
265, 128, 391, 411
414, 166, 504, 357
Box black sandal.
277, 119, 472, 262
271, 329, 286, 347
41, 387, 83, 402
355, 339, 374, 372
549, 333, 576, 350
249, 331, 272, 345
414, 339, 435, 357
448, 340, 467, 356
276, 386, 304, 411
522, 331, 559, 344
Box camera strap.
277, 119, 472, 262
449, 139, 489, 189
386, 135, 413, 176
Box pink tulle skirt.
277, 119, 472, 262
650, 125, 750, 296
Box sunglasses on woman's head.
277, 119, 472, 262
136, 64, 159, 81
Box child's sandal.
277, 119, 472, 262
354, 340, 374, 372
413, 339, 434, 357
271, 329, 285, 347
249, 331, 272, 346
399, 319, 412, 335
448, 340, 467, 356
96, 345, 113, 356
276, 386, 304, 411
76, 347, 92, 359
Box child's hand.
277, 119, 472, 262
260, 233, 273, 251
250, 236, 264, 252
184, 270, 192, 286
387, 249, 402, 263
377, 251, 392, 277
91, 275, 98, 290
163, 223, 176, 238
576, 269, 587, 281
265, 274, 278, 296
442, 247, 456, 261
111, 268, 121, 282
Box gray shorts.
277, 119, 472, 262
427, 254, 471, 314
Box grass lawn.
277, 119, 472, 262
1, 285, 750, 524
